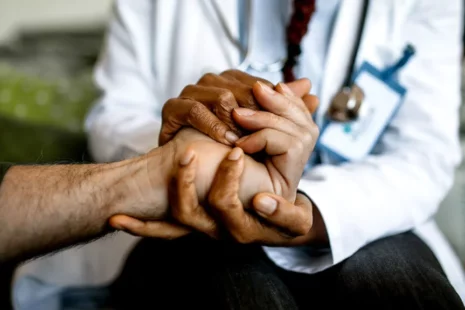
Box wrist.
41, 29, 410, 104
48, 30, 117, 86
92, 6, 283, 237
296, 192, 329, 246
106, 143, 174, 221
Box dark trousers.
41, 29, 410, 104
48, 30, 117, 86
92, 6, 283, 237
110, 231, 464, 310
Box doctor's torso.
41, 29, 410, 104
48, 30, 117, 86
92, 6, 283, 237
150, 0, 407, 128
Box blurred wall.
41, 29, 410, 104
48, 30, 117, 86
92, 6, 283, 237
0, 0, 113, 43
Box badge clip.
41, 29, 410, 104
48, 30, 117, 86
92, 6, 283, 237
381, 44, 416, 81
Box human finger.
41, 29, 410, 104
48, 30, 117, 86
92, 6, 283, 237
232, 108, 301, 138
180, 84, 242, 135
206, 148, 303, 245
170, 149, 219, 239
159, 98, 239, 146
220, 69, 274, 88
252, 82, 310, 126
207, 148, 259, 242
109, 215, 191, 239
252, 193, 313, 237
234, 129, 297, 156
197, 73, 259, 110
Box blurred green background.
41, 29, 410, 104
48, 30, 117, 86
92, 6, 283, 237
0, 29, 103, 163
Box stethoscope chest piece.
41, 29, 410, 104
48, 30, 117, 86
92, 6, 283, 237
327, 84, 365, 122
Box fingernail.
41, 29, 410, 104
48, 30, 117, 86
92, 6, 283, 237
180, 149, 195, 166
258, 81, 275, 95
228, 147, 243, 161
225, 131, 239, 143
255, 196, 277, 215
278, 83, 292, 95
234, 107, 256, 116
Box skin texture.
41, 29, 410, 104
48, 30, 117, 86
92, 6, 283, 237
111, 78, 328, 246
0, 126, 319, 265
0, 160, 149, 264
0, 71, 326, 265
159, 70, 318, 146
0, 130, 271, 265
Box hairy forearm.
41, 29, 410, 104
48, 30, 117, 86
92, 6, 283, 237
0, 159, 146, 264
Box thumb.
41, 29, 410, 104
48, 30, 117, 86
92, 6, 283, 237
252, 193, 313, 237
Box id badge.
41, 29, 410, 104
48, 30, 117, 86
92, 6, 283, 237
318, 62, 407, 162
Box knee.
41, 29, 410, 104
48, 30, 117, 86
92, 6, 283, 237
336, 247, 439, 294
217, 262, 298, 310
334, 241, 463, 308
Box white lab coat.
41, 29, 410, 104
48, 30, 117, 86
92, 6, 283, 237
14, 0, 465, 304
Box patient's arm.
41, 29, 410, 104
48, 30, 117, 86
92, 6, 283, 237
0, 157, 190, 264
111, 127, 275, 220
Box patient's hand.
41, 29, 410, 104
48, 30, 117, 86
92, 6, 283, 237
167, 128, 273, 208
107, 127, 273, 223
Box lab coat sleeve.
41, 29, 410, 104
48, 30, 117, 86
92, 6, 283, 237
298, 0, 463, 270
85, 0, 162, 162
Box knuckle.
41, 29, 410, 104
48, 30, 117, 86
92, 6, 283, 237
239, 86, 257, 109
310, 122, 320, 138
162, 98, 176, 118
217, 90, 235, 109
294, 217, 313, 236
198, 73, 217, 85
208, 191, 239, 211
221, 69, 238, 77
187, 102, 205, 122
178, 174, 194, 190
287, 137, 306, 159
213, 90, 238, 131
204, 223, 219, 238
283, 95, 294, 107
180, 84, 196, 96
210, 121, 226, 136
292, 138, 305, 153
232, 231, 253, 244
301, 132, 314, 149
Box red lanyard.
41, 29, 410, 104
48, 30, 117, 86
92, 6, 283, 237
282, 0, 317, 82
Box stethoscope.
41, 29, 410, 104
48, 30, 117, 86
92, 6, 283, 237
210, 0, 371, 121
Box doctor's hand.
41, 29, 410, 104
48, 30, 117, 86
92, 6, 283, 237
158, 70, 318, 147
234, 80, 319, 202
111, 148, 318, 245
110, 80, 321, 241
207, 147, 318, 245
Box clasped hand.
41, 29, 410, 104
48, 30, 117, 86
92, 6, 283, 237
110, 70, 321, 246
